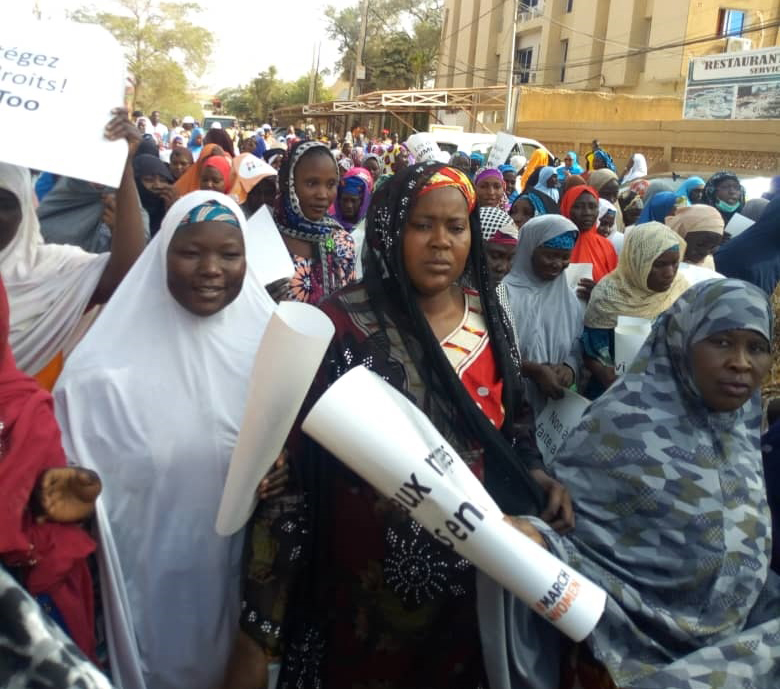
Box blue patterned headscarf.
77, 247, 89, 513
542, 230, 577, 250
176, 200, 241, 231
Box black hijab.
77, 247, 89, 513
363, 161, 545, 514
133, 154, 172, 237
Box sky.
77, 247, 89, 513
14, 0, 356, 92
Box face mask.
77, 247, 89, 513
716, 199, 740, 213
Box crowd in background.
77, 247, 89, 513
2, 106, 780, 689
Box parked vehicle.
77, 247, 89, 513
428, 126, 544, 163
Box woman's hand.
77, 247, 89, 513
530, 468, 574, 533
531, 364, 566, 400
503, 515, 548, 549
576, 278, 596, 302
157, 183, 179, 210
104, 107, 142, 158
256, 450, 289, 500
265, 278, 290, 304
34, 467, 102, 523
551, 364, 574, 389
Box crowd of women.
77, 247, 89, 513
2, 108, 780, 689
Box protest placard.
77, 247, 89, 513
302, 366, 606, 641
216, 302, 334, 535
614, 316, 652, 375
535, 389, 590, 465
724, 212, 754, 237
245, 205, 295, 285
487, 132, 515, 167
406, 133, 442, 163
0, 20, 128, 187
565, 263, 593, 292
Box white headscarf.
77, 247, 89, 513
501, 215, 583, 414
623, 152, 648, 183
54, 190, 275, 689
533, 166, 560, 203
0, 163, 108, 375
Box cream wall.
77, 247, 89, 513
437, 0, 780, 95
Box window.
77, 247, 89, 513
560, 39, 569, 82
566, 0, 574, 12
515, 47, 533, 84
718, 9, 746, 36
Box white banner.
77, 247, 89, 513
690, 46, 780, 82
0, 20, 128, 187
487, 132, 515, 168
216, 302, 334, 535
245, 205, 295, 285
405, 133, 442, 163
614, 316, 652, 375
535, 389, 590, 465
302, 366, 606, 641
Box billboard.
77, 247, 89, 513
683, 46, 780, 120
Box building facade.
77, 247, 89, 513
436, 0, 780, 97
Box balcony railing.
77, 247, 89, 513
518, 0, 544, 22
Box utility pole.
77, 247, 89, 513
504, 0, 519, 133
308, 43, 317, 104
350, 0, 369, 100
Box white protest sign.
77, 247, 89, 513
724, 212, 754, 237
302, 366, 606, 641
535, 389, 590, 465
406, 133, 442, 163
487, 132, 515, 167
0, 20, 128, 187
565, 263, 593, 292
245, 205, 295, 285
614, 316, 652, 375
216, 302, 334, 535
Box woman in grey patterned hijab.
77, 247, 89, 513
483, 278, 780, 689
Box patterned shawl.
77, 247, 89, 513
542, 278, 779, 687
584, 221, 689, 328
273, 140, 354, 298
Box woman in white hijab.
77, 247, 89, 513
53, 191, 276, 689
621, 152, 647, 184
0, 109, 145, 385
532, 166, 560, 204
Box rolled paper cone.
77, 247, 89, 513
302, 365, 606, 641
216, 302, 334, 535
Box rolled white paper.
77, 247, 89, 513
565, 263, 593, 292
245, 205, 296, 285
614, 316, 652, 375
535, 389, 590, 465
216, 302, 334, 535
302, 365, 606, 641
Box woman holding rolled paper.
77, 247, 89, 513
581, 222, 688, 397
489, 279, 780, 689
224, 162, 574, 689
53, 192, 277, 689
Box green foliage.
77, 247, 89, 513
70, 0, 212, 118
218, 68, 335, 125
324, 0, 443, 92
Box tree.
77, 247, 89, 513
217, 68, 335, 126
70, 0, 213, 118
324, 0, 443, 92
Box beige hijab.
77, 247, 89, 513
666, 204, 724, 269
585, 221, 689, 328
589, 168, 624, 231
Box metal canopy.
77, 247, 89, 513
271, 86, 508, 120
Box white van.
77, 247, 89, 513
428, 126, 545, 164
